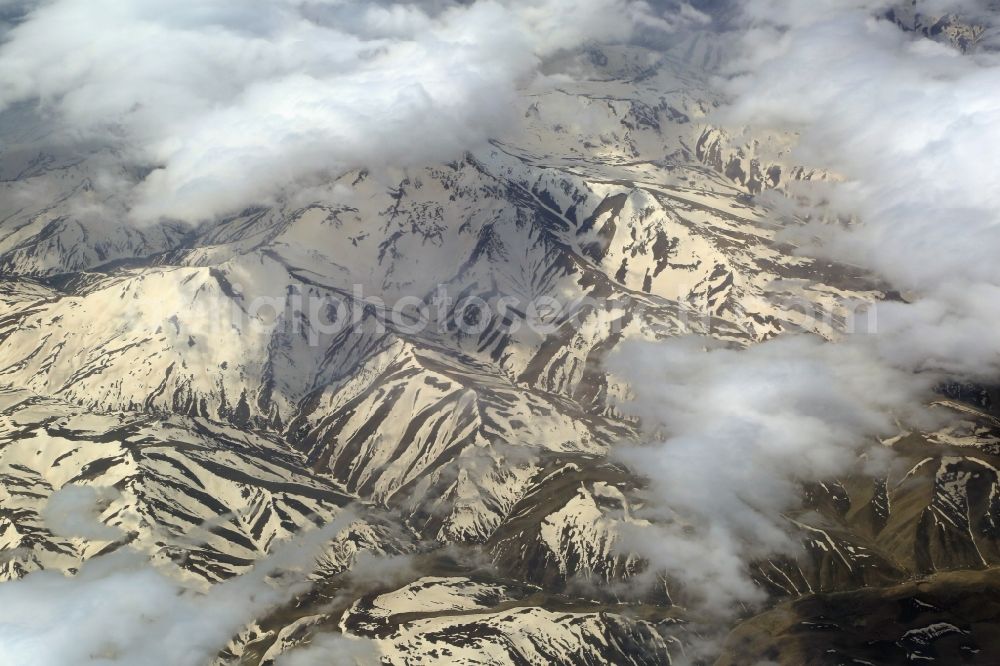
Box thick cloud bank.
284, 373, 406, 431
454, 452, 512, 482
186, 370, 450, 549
0, 0, 694, 223
724, 0, 1000, 379
612, 0, 1000, 616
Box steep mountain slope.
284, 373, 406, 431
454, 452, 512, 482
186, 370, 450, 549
0, 387, 400, 583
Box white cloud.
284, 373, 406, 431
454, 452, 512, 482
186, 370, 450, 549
0, 510, 360, 665
611, 0, 1000, 615
275, 633, 381, 666
0, 0, 693, 223
42, 485, 124, 541
609, 335, 932, 613
721, 1, 1000, 379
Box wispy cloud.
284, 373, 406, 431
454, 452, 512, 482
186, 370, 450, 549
0, 509, 361, 666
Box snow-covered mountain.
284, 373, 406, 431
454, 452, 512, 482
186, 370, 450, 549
2, 37, 999, 665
